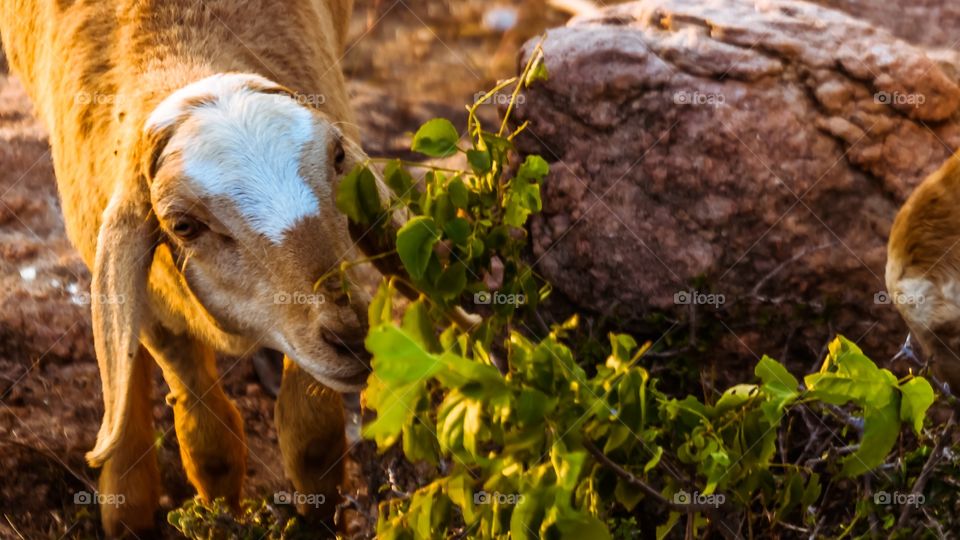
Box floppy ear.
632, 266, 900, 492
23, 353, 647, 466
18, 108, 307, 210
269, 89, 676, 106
85, 164, 160, 467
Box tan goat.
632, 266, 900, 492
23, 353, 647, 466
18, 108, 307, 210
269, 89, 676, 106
888, 153, 960, 394
0, 0, 377, 535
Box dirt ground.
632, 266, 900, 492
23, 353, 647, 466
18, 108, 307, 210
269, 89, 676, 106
0, 1, 591, 538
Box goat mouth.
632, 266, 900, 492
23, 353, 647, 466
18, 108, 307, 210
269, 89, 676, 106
322, 328, 371, 364
327, 367, 371, 391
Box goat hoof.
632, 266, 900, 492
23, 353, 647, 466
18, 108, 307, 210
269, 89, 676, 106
98, 475, 160, 538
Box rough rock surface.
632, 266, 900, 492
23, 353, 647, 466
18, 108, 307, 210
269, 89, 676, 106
815, 0, 960, 50
514, 0, 960, 362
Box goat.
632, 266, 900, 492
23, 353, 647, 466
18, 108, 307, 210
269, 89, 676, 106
0, 0, 378, 535
887, 153, 960, 395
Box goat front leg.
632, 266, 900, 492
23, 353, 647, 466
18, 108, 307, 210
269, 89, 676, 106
275, 357, 346, 528
143, 325, 246, 508
97, 346, 161, 537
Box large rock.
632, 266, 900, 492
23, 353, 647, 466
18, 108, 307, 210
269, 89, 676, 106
513, 0, 960, 363
814, 0, 960, 50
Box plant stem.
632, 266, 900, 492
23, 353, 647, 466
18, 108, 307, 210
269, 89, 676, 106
369, 157, 464, 174
893, 412, 955, 532
499, 40, 546, 137
582, 438, 719, 513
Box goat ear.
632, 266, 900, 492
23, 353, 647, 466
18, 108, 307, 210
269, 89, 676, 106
248, 80, 298, 101
85, 181, 159, 467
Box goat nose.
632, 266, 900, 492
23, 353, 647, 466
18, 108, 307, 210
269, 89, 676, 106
321, 324, 370, 363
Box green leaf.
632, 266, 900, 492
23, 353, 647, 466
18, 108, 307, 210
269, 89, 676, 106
430, 191, 456, 228
385, 159, 415, 197
899, 377, 934, 434
755, 356, 799, 420
409, 489, 434, 539
438, 391, 469, 454
510, 488, 546, 540
397, 217, 441, 280
362, 376, 422, 448
516, 388, 556, 426
608, 333, 638, 368
553, 448, 587, 495
366, 325, 442, 385
713, 384, 758, 415
775, 470, 806, 520
336, 165, 380, 224
368, 280, 394, 327
446, 473, 478, 523
481, 132, 514, 161
805, 374, 893, 409
525, 56, 550, 87
615, 476, 643, 511
412, 118, 460, 158
436, 262, 468, 300
462, 399, 483, 456
755, 355, 799, 393
517, 155, 550, 182
448, 177, 470, 209
644, 446, 664, 473
407, 484, 450, 539
656, 512, 681, 540
801, 473, 822, 508
467, 149, 492, 174
358, 167, 383, 218
551, 514, 611, 540
402, 299, 441, 353
841, 403, 900, 477
503, 179, 541, 228
403, 418, 438, 465
443, 217, 471, 246
435, 351, 505, 390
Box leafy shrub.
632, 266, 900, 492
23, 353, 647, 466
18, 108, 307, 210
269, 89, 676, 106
168, 497, 313, 540
334, 49, 946, 539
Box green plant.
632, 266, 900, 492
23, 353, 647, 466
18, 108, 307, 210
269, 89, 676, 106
168, 496, 312, 540
332, 49, 948, 539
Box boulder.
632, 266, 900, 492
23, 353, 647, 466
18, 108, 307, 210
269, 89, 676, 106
814, 0, 960, 50
513, 0, 960, 364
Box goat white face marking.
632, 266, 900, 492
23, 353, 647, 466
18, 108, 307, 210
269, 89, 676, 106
148, 74, 324, 243
894, 277, 933, 321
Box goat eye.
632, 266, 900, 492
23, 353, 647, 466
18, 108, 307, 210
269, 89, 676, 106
171, 217, 205, 240
334, 141, 346, 174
